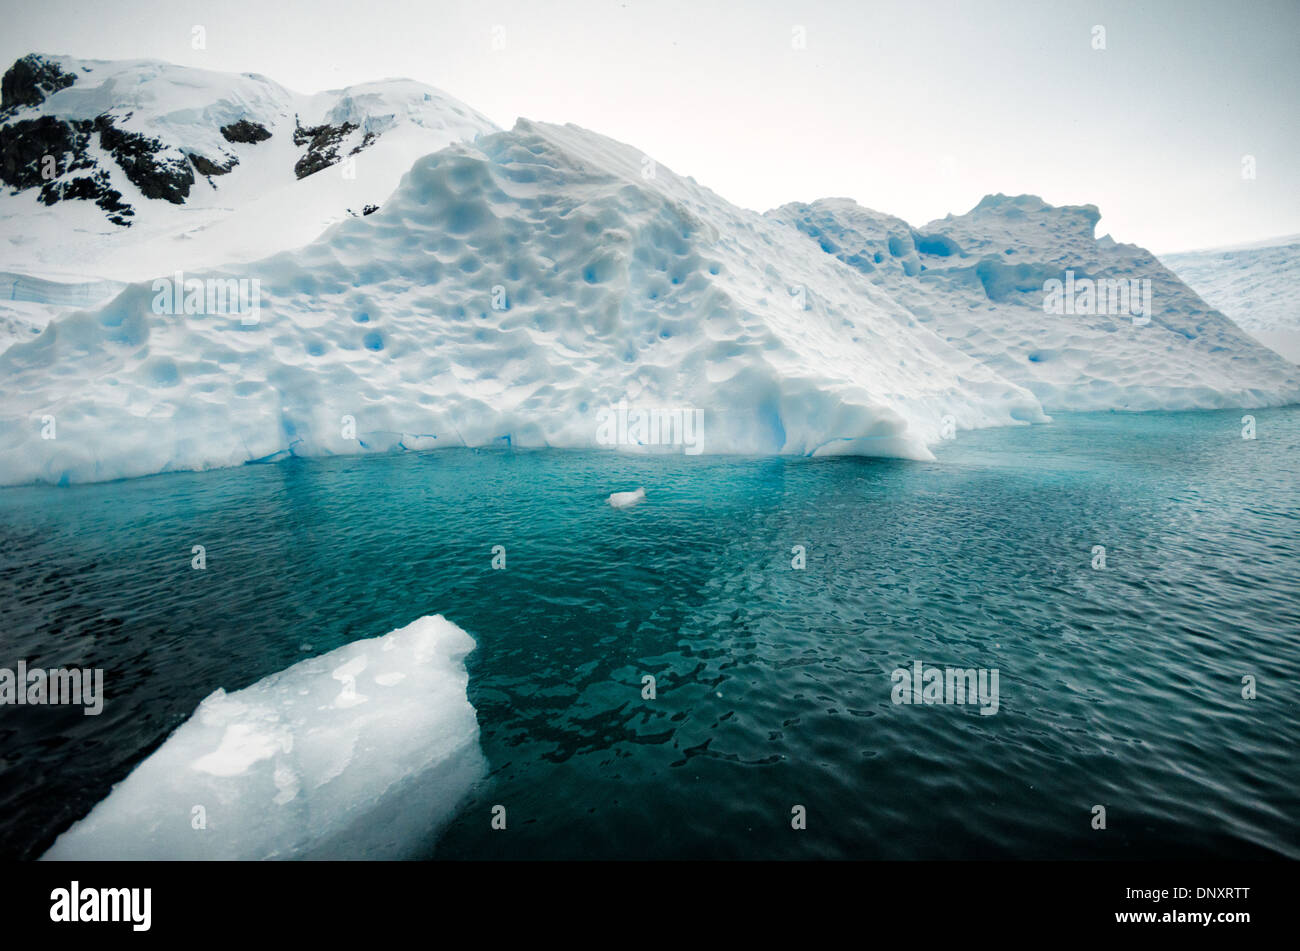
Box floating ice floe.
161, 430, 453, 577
608, 487, 646, 509
41, 614, 486, 860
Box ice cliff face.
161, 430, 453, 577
1162, 236, 1300, 364
769, 194, 1300, 411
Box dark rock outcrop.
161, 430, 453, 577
0, 55, 77, 113
220, 119, 271, 144
0, 112, 132, 225
41, 170, 133, 226
0, 115, 93, 190
0, 55, 402, 224
189, 152, 238, 177
293, 117, 358, 179
94, 114, 194, 203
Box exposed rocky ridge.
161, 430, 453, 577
1, 57, 198, 223
0, 113, 133, 224
93, 113, 194, 204
189, 152, 238, 178
0, 53, 77, 113
292, 117, 359, 179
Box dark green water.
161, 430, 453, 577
1, 409, 1297, 859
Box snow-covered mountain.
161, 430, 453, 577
0, 53, 497, 302
1, 56, 1297, 486
1161, 236, 1300, 364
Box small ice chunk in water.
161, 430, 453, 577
41, 614, 486, 860
608, 487, 646, 509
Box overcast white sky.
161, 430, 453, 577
1, 0, 1296, 253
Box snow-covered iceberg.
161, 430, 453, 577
41, 615, 486, 860
3, 113, 1297, 487
0, 119, 1052, 484
769, 195, 1300, 411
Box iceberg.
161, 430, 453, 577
608, 487, 646, 509
2, 108, 1296, 487
0, 119, 1052, 485
41, 614, 486, 860
769, 195, 1300, 412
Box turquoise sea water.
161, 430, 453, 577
0, 408, 1296, 860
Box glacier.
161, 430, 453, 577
0, 270, 126, 348
40, 615, 486, 860
1162, 235, 1300, 364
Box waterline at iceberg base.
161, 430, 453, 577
2, 409, 1296, 860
